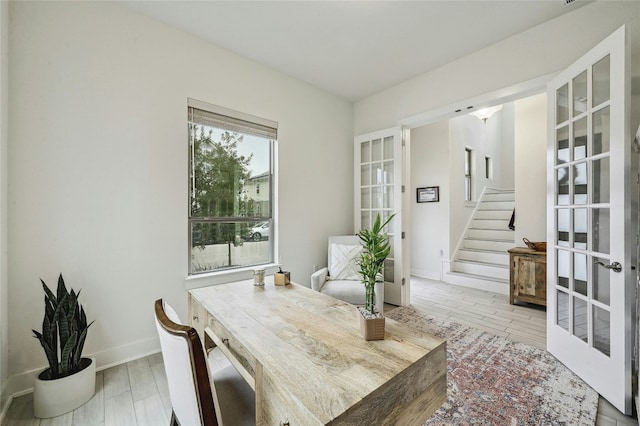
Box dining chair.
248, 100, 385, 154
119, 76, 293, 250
154, 299, 255, 426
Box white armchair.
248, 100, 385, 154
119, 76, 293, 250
311, 235, 384, 313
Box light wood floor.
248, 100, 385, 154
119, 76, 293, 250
2, 278, 637, 425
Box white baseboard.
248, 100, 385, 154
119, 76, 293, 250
410, 269, 441, 281
5, 336, 160, 399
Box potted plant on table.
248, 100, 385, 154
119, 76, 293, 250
357, 212, 395, 341
32, 274, 95, 418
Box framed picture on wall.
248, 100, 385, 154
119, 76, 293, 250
417, 186, 439, 203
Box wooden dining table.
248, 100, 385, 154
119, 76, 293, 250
188, 278, 446, 425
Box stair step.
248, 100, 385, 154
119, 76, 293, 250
467, 228, 515, 240
451, 260, 509, 280
463, 238, 515, 252
478, 201, 515, 211
471, 218, 511, 230
444, 271, 509, 295
483, 192, 515, 202
457, 248, 509, 265
474, 210, 513, 220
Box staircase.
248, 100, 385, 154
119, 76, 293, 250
445, 189, 515, 294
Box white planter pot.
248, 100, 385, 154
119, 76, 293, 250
34, 357, 96, 418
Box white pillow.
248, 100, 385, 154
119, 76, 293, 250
329, 243, 362, 281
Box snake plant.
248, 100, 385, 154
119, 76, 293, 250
357, 213, 396, 314
32, 274, 93, 380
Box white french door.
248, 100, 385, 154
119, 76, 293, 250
354, 127, 410, 306
547, 26, 634, 414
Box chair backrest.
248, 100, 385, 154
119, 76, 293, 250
154, 299, 218, 426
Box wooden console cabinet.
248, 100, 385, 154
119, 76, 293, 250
508, 247, 547, 306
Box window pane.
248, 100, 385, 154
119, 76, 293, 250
188, 103, 275, 275
190, 125, 271, 219
191, 221, 270, 273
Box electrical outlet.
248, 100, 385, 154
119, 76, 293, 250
313, 264, 318, 272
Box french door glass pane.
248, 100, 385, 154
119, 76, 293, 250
557, 167, 570, 205
574, 297, 588, 342
557, 208, 570, 246
557, 83, 569, 124
592, 158, 610, 204
573, 70, 588, 116
383, 186, 393, 209
361, 211, 370, 231
557, 290, 570, 331
361, 188, 370, 209
361, 164, 371, 186
593, 305, 611, 356
383, 136, 394, 159
574, 162, 588, 205
372, 139, 382, 161
372, 187, 382, 209
371, 163, 383, 185
592, 208, 610, 254
573, 208, 587, 249
383, 162, 394, 184
593, 106, 610, 154
592, 55, 610, 107
558, 250, 570, 288
557, 127, 569, 164
361, 141, 370, 163
593, 256, 611, 306
574, 252, 587, 296
574, 118, 588, 160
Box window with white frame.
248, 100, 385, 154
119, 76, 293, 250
464, 147, 473, 201
188, 99, 276, 275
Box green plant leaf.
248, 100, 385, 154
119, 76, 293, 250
56, 274, 68, 305
60, 331, 77, 375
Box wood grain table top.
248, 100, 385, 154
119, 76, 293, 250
190, 279, 446, 425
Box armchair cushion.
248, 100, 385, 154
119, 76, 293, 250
328, 243, 362, 280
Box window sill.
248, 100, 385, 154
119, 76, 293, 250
185, 263, 280, 290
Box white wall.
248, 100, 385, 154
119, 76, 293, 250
8, 1, 353, 394
514, 93, 547, 245
0, 0, 9, 417
410, 121, 449, 280
354, 1, 640, 135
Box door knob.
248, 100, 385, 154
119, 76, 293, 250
594, 260, 622, 273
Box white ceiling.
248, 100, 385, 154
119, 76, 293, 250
120, 0, 590, 101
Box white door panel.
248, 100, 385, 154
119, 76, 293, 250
354, 127, 409, 306
547, 25, 633, 414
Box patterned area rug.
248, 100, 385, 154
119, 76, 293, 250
387, 306, 598, 426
